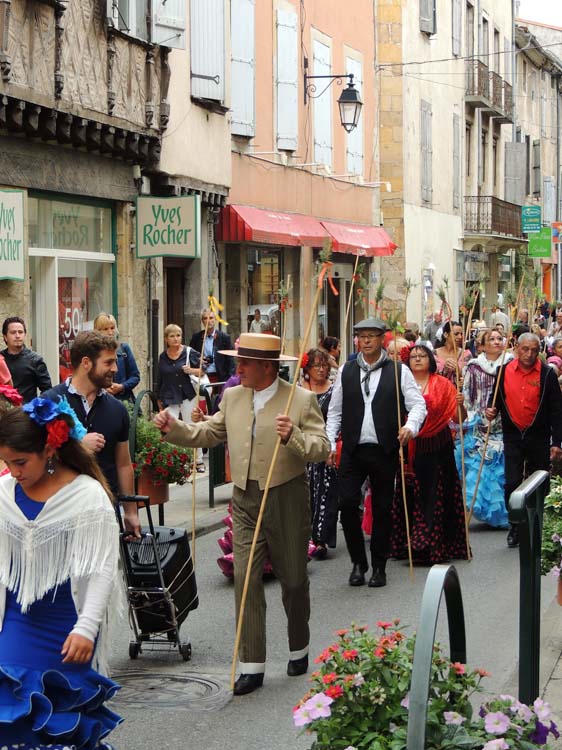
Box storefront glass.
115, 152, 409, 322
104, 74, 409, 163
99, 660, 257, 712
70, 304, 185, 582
247, 247, 282, 334
28, 198, 112, 252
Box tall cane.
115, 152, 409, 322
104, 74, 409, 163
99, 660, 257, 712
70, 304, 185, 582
343, 251, 361, 335
189, 333, 208, 567
467, 346, 507, 523
463, 287, 480, 343
230, 267, 332, 691
392, 329, 414, 581
280, 274, 292, 354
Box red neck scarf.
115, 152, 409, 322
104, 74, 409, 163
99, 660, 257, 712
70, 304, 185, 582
417, 373, 458, 439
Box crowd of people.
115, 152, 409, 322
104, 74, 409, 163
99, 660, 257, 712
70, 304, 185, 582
2, 296, 562, 746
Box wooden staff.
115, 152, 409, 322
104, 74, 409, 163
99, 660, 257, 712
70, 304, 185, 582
280, 274, 292, 354
467, 345, 508, 523
230, 267, 332, 691
512, 273, 526, 328
392, 328, 414, 581
343, 251, 361, 335
188, 327, 209, 566
463, 287, 480, 343
443, 300, 471, 561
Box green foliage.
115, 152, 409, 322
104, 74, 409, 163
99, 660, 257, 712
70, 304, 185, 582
541, 476, 562, 578
131, 411, 193, 486
294, 622, 558, 750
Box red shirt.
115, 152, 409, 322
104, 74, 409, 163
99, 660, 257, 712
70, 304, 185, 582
503, 358, 541, 430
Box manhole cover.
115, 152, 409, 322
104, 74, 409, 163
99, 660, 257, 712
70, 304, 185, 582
112, 671, 231, 711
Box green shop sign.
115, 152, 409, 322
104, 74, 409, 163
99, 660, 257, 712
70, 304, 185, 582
0, 190, 24, 281
137, 195, 201, 259
528, 226, 551, 258
521, 205, 541, 233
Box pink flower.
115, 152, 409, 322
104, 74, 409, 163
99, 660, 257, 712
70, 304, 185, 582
342, 649, 358, 661
533, 698, 552, 722
325, 684, 344, 699
293, 704, 314, 727
484, 711, 510, 735
475, 668, 491, 677
322, 672, 337, 685
482, 741, 509, 750
376, 620, 393, 629
352, 673, 365, 687
451, 662, 466, 675
444, 711, 466, 726
306, 691, 334, 719
336, 628, 349, 637
400, 693, 410, 710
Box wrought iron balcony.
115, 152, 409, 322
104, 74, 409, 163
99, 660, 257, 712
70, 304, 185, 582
464, 196, 524, 239
497, 81, 514, 124
490, 71, 503, 111
465, 59, 490, 106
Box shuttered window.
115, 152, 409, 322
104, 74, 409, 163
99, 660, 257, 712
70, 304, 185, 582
420, 0, 436, 34
543, 176, 555, 224
504, 142, 527, 205
452, 0, 461, 56
345, 57, 363, 176
504, 36, 511, 83
452, 113, 460, 210
152, 0, 186, 49
276, 9, 298, 151
190, 0, 225, 102
532, 139, 541, 195
420, 99, 433, 203
313, 39, 333, 168
231, 0, 255, 136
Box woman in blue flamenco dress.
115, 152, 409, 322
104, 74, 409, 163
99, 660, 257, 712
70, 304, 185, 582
0, 398, 122, 750
455, 330, 513, 528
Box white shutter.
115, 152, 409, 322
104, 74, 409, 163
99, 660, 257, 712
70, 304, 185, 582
107, 0, 118, 27
345, 57, 363, 175
420, 0, 434, 34
453, 113, 460, 210
152, 0, 186, 48
313, 39, 333, 168
544, 176, 555, 224
231, 0, 255, 136
504, 142, 527, 205
452, 0, 461, 56
190, 0, 225, 101
421, 99, 432, 202
276, 9, 298, 151
504, 36, 511, 83
541, 86, 547, 137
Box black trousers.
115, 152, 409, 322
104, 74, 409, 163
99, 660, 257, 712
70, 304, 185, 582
338, 443, 398, 569
503, 436, 549, 513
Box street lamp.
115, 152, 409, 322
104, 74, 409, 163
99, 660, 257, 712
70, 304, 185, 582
303, 69, 363, 133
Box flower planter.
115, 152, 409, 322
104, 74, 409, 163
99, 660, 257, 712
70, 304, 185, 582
136, 467, 170, 506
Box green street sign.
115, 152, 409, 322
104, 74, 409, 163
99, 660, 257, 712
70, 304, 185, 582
522, 205, 542, 233
528, 226, 551, 258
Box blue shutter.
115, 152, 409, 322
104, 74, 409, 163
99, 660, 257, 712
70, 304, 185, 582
190, 0, 225, 101
345, 57, 363, 176
313, 39, 332, 168
276, 9, 298, 151
231, 0, 255, 136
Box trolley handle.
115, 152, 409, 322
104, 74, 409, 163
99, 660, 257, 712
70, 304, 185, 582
116, 493, 156, 537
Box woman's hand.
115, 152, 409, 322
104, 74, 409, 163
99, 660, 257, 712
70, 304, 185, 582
61, 633, 94, 664
444, 357, 457, 372
455, 391, 465, 406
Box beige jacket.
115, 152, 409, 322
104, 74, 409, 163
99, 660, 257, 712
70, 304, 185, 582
165, 379, 330, 490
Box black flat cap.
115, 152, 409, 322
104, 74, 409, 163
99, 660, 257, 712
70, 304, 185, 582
353, 317, 387, 332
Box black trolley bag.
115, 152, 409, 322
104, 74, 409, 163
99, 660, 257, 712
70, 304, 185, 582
116, 494, 198, 661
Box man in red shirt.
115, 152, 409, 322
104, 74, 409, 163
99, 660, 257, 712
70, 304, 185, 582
486, 333, 562, 547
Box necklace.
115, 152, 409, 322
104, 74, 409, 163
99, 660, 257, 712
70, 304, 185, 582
416, 377, 430, 395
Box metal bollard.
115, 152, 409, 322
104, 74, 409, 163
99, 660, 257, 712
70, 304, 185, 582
508, 469, 550, 705
406, 564, 467, 750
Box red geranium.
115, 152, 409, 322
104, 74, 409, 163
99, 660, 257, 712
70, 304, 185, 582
46, 418, 71, 449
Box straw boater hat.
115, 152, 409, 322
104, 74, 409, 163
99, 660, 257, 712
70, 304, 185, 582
219, 333, 298, 361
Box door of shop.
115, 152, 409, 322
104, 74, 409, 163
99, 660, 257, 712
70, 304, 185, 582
319, 262, 353, 360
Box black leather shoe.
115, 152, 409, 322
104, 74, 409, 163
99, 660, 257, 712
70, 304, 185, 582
233, 673, 264, 696
368, 569, 387, 588
507, 525, 519, 548
349, 562, 368, 586
287, 655, 309, 676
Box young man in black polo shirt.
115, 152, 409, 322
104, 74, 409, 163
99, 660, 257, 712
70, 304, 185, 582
43, 331, 140, 536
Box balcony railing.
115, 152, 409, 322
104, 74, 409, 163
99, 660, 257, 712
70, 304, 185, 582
490, 71, 503, 111
503, 81, 514, 120
464, 196, 524, 239
465, 59, 490, 101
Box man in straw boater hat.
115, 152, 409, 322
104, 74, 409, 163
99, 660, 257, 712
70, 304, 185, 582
154, 333, 330, 695
326, 318, 427, 588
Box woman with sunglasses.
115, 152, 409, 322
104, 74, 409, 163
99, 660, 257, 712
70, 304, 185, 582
301, 348, 339, 559
390, 345, 469, 564
456, 329, 512, 528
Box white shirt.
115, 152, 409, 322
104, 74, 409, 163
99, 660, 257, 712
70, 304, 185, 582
326, 361, 427, 450
252, 378, 279, 435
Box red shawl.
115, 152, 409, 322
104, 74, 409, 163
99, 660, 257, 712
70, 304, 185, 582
417, 373, 458, 438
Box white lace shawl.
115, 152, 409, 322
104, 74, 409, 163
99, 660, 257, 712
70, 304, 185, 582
470, 351, 513, 375
0, 473, 119, 614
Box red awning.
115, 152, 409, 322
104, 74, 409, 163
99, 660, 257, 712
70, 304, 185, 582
217, 204, 328, 247
321, 220, 397, 257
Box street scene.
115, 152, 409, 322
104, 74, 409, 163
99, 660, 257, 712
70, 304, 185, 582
1, 0, 562, 749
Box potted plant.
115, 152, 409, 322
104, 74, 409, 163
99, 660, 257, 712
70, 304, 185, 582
132, 412, 193, 503
541, 476, 562, 605
294, 621, 559, 750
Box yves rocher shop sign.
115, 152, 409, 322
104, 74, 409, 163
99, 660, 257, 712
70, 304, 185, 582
0, 190, 24, 281
136, 195, 201, 259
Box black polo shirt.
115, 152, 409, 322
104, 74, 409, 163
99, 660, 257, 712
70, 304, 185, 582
42, 381, 130, 495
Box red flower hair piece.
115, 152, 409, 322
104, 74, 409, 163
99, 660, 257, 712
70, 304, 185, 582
301, 352, 309, 369
399, 344, 414, 365
46, 418, 71, 450
0, 384, 23, 407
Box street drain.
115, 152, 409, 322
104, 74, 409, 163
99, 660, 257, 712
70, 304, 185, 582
112, 671, 231, 711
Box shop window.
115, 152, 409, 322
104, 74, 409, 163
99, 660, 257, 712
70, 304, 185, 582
246, 247, 282, 335
28, 198, 112, 253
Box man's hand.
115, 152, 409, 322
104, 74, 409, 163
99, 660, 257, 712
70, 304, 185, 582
455, 392, 465, 406
61, 633, 94, 664
551, 446, 562, 462
123, 508, 142, 538
326, 450, 338, 467
485, 407, 498, 421
83, 432, 106, 452
398, 427, 413, 447
276, 414, 294, 443
106, 383, 125, 396
191, 406, 205, 423
153, 409, 177, 434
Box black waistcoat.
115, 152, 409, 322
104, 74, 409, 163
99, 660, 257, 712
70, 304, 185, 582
340, 358, 405, 454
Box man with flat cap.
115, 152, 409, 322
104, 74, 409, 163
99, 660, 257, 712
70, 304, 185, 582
326, 318, 427, 587
154, 333, 330, 695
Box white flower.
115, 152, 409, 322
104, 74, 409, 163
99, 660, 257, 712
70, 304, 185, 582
533, 697, 552, 721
